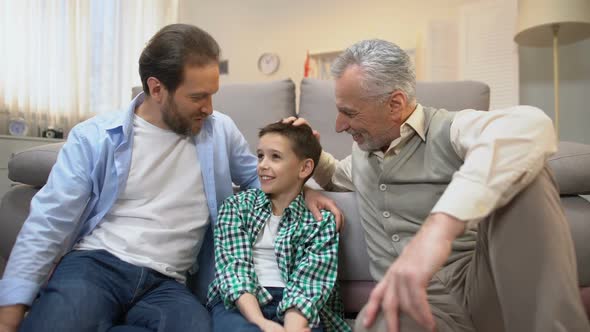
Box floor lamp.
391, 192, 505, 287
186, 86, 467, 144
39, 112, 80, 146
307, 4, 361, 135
514, 0, 590, 139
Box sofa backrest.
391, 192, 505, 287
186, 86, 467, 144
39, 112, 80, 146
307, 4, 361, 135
298, 78, 491, 160
212, 79, 296, 153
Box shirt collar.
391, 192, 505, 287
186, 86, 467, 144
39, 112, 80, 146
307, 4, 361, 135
371, 103, 426, 158
105, 92, 145, 141
253, 189, 306, 218
406, 103, 426, 141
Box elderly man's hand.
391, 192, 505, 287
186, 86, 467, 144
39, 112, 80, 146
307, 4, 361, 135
282, 117, 320, 141
302, 187, 344, 231
363, 213, 465, 332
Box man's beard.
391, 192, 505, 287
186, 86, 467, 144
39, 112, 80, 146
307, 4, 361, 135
161, 96, 197, 137
349, 130, 387, 151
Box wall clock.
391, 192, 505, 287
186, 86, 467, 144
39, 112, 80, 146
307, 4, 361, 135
257, 53, 280, 75
8, 118, 28, 136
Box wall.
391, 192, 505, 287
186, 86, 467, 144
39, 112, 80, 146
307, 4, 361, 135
179, 1, 590, 144
178, 0, 466, 88
519, 39, 590, 144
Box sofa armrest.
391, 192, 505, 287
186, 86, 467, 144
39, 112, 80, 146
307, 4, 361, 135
8, 142, 64, 187
548, 141, 590, 195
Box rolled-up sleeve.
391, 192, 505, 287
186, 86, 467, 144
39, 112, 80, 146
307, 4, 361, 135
432, 106, 557, 228
313, 151, 355, 192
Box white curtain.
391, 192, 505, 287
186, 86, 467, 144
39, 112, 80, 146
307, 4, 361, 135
91, 0, 178, 114
0, 0, 178, 136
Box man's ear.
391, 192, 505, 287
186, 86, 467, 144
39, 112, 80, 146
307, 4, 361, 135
387, 90, 407, 115
146, 77, 166, 103
299, 159, 315, 180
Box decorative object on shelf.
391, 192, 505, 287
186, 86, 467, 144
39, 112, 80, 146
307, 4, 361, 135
306, 50, 342, 80
42, 127, 64, 139
219, 59, 229, 75
514, 0, 590, 138
257, 53, 280, 75
8, 118, 28, 136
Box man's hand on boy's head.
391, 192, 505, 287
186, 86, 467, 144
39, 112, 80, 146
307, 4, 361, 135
302, 187, 344, 231
282, 117, 320, 141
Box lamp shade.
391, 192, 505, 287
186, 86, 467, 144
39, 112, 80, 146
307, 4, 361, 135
515, 0, 590, 46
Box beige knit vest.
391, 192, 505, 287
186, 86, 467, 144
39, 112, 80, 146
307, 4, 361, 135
351, 106, 477, 281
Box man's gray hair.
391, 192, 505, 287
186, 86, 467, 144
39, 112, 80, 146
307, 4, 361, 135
331, 39, 416, 104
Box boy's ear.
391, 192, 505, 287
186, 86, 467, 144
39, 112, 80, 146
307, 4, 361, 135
299, 159, 315, 180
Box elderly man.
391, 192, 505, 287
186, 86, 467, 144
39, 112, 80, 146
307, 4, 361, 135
292, 39, 589, 332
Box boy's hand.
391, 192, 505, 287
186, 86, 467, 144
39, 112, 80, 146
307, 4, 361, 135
302, 187, 344, 231
259, 319, 286, 332
284, 308, 310, 332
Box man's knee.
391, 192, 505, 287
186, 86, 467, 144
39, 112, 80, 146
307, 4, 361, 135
20, 278, 120, 332
129, 295, 211, 332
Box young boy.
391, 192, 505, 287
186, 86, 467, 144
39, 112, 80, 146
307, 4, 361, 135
207, 122, 350, 332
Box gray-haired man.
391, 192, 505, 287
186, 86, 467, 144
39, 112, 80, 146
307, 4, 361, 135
292, 39, 589, 332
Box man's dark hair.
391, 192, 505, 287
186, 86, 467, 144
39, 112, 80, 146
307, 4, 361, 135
258, 122, 322, 181
139, 24, 220, 95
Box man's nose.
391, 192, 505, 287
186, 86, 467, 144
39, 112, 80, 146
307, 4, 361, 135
335, 113, 349, 133
201, 96, 213, 115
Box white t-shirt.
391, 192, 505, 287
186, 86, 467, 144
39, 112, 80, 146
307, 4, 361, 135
252, 214, 285, 287
75, 114, 209, 282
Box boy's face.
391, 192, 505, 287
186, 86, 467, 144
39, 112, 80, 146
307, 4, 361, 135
256, 133, 310, 197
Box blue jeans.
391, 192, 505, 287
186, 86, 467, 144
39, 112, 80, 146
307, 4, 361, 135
210, 287, 323, 332
19, 250, 210, 332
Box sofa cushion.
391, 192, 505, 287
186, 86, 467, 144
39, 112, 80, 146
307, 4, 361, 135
415, 80, 490, 112
298, 79, 490, 160
213, 79, 296, 152
8, 142, 64, 187
563, 196, 590, 287
323, 191, 372, 282
548, 141, 590, 195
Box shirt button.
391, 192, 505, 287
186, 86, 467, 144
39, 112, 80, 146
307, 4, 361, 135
391, 234, 400, 242
382, 211, 391, 218
379, 184, 387, 191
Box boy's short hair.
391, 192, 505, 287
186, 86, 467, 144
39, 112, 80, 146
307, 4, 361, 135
258, 122, 322, 179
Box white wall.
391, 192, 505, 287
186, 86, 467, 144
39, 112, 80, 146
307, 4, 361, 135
178, 0, 467, 87
519, 39, 590, 144
178, 0, 590, 144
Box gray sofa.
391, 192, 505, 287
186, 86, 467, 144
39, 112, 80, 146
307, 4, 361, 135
2, 79, 590, 319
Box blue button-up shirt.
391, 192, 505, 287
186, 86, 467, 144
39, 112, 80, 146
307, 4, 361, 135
0, 93, 260, 306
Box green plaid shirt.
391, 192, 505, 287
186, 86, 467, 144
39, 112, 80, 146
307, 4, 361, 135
207, 189, 351, 331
